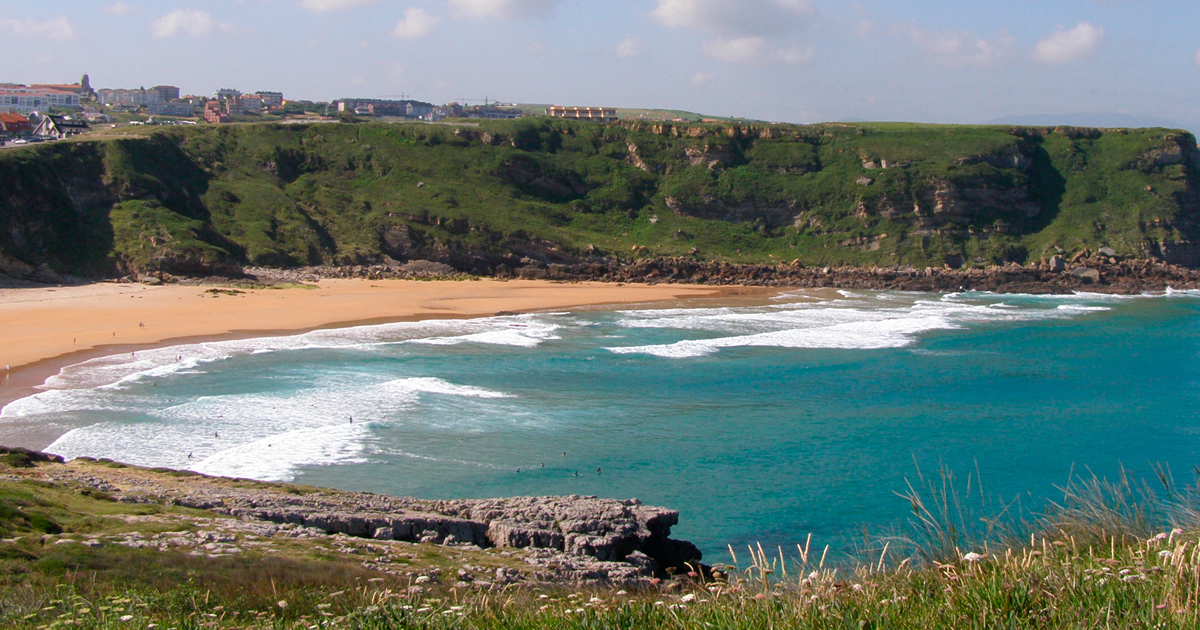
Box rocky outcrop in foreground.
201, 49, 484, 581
14, 448, 701, 585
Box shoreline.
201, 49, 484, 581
0, 278, 771, 448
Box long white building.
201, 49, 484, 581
97, 88, 163, 106
0, 85, 82, 113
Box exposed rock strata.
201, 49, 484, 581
37, 457, 702, 585
230, 254, 1200, 295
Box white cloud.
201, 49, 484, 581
615, 37, 642, 59
150, 9, 232, 38
702, 37, 813, 65
102, 3, 133, 16
653, 0, 816, 37
300, 0, 379, 11
691, 72, 714, 86
897, 25, 1014, 68
392, 8, 439, 38
448, 0, 560, 19
1032, 22, 1105, 65
0, 14, 77, 40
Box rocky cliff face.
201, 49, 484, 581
2, 120, 1198, 280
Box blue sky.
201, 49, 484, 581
2, 1, 1198, 129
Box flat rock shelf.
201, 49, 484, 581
8, 448, 702, 586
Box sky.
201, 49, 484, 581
2, 0, 1198, 130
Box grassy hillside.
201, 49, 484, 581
1, 119, 1197, 278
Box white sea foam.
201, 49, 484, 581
1055, 305, 1111, 313
608, 315, 956, 358
604, 290, 1117, 359
191, 423, 371, 481
28, 314, 556, 395
410, 321, 560, 348
42, 376, 514, 481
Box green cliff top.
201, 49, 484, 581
1, 119, 1197, 278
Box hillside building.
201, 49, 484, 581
255, 91, 284, 107
147, 102, 197, 116
0, 112, 33, 138
232, 94, 264, 114
335, 98, 435, 118
0, 86, 82, 113
203, 101, 232, 124
34, 114, 89, 139
547, 106, 617, 123
463, 105, 523, 120
98, 87, 163, 107
152, 85, 181, 102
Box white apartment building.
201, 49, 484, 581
255, 91, 284, 107
0, 86, 81, 113
97, 88, 163, 106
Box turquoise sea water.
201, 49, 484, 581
4, 289, 1200, 561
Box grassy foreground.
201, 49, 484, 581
2, 456, 1199, 628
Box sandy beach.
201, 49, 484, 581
0, 278, 751, 448
0, 278, 738, 373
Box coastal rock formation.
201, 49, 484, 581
236, 252, 1200, 295
42, 457, 702, 584
2, 121, 1197, 280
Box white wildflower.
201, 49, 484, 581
1159, 550, 1173, 558
680, 594, 696, 603
962, 552, 984, 563
119, 615, 134, 622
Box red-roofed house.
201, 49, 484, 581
0, 112, 32, 138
